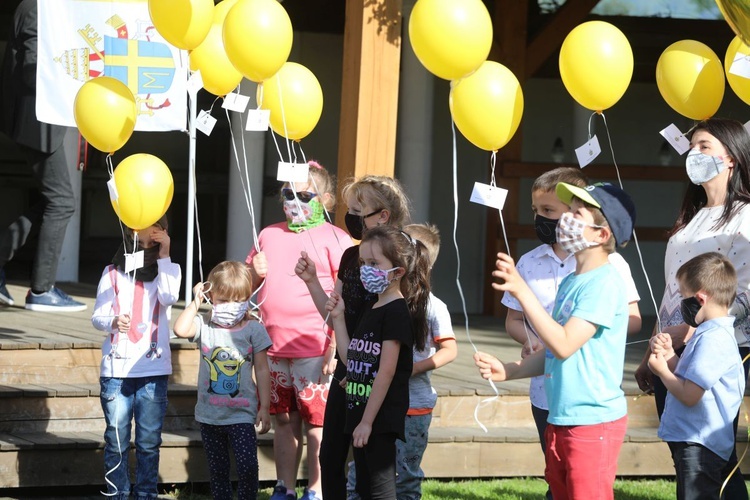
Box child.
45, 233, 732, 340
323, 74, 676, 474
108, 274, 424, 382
501, 167, 642, 498
246, 161, 353, 500
173, 261, 272, 500
346, 223, 458, 500
327, 225, 431, 499
649, 252, 745, 500
91, 216, 181, 499
295, 175, 411, 500
475, 182, 636, 499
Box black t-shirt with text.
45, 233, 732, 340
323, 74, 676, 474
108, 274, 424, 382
344, 298, 413, 440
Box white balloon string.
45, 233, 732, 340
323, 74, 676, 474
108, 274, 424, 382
276, 75, 293, 163
451, 119, 498, 433
190, 151, 205, 284
599, 112, 662, 334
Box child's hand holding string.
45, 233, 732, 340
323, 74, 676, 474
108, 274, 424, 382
113, 314, 131, 333
648, 350, 669, 377
295, 251, 317, 283
522, 339, 543, 359
474, 351, 507, 382
327, 291, 345, 319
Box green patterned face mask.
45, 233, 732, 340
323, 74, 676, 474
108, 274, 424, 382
285, 198, 326, 232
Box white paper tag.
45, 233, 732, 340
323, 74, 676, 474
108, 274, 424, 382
107, 178, 118, 201
196, 109, 217, 136
125, 250, 145, 273
575, 135, 601, 168
246, 109, 271, 132
187, 71, 204, 95
222, 93, 250, 113
277, 161, 310, 183
470, 182, 508, 210
659, 123, 690, 155
730, 53, 750, 79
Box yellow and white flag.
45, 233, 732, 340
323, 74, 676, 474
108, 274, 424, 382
37, 0, 188, 131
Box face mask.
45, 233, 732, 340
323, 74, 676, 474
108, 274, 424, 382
211, 300, 249, 328
344, 209, 382, 240
685, 149, 728, 185
534, 215, 558, 245
555, 212, 601, 255
680, 296, 702, 328
360, 265, 399, 294
284, 198, 325, 233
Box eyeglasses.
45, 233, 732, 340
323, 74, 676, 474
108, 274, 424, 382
282, 188, 317, 203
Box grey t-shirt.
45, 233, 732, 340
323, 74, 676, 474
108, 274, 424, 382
192, 315, 272, 425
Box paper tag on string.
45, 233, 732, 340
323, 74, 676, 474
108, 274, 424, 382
107, 178, 118, 201
125, 251, 145, 273
659, 123, 690, 155
574, 135, 601, 168
277, 161, 310, 183
187, 71, 203, 96
246, 109, 271, 131
222, 93, 250, 113
470, 182, 507, 210
730, 54, 750, 79
196, 110, 217, 136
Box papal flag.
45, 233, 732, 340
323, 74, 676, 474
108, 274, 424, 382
37, 0, 188, 132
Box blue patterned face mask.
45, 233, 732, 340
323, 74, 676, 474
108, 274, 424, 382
685, 149, 728, 185
359, 265, 399, 294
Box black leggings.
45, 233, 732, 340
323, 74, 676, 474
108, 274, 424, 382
320, 362, 350, 500
352, 432, 397, 500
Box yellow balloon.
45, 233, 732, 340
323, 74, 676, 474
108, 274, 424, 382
111, 154, 175, 231
717, 0, 750, 48
656, 40, 725, 120
450, 61, 524, 152
408, 0, 492, 80
223, 0, 293, 83
74, 77, 136, 154
258, 62, 323, 141
725, 36, 750, 106
559, 21, 633, 112
149, 0, 213, 50
189, 0, 243, 96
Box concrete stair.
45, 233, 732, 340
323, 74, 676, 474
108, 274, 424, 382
1, 337, 749, 488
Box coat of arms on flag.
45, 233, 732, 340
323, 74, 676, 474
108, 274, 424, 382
37, 0, 188, 132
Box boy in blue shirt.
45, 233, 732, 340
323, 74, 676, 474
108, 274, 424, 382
649, 251, 745, 500
475, 182, 636, 499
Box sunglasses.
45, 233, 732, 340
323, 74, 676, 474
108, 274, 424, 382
282, 188, 317, 203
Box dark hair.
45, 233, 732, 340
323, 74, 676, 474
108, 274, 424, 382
362, 225, 430, 351
672, 118, 750, 235
676, 252, 736, 308
532, 167, 589, 192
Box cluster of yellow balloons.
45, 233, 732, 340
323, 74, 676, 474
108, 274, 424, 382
111, 154, 175, 231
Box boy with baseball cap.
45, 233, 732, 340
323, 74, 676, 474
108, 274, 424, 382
475, 182, 635, 499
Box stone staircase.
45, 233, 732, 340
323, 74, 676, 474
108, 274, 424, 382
1, 325, 749, 488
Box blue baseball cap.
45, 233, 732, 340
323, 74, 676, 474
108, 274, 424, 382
555, 182, 636, 247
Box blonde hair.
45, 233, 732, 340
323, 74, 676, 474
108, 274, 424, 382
341, 175, 411, 227
404, 223, 440, 267
676, 252, 737, 308
207, 261, 253, 302
307, 160, 336, 211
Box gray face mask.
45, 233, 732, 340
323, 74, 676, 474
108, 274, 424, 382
685, 149, 727, 185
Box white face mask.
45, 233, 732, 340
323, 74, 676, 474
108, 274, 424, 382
685, 149, 728, 185
211, 300, 249, 328
555, 212, 601, 255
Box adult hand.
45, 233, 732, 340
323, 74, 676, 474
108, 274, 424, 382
252, 252, 268, 279
634, 358, 654, 394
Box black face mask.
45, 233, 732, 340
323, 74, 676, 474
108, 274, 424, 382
344, 210, 381, 240
680, 296, 702, 328
534, 215, 558, 245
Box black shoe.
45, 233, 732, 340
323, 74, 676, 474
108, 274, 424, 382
0, 269, 14, 306
24, 287, 86, 312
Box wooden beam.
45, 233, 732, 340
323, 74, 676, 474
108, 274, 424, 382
525, 0, 601, 79
336, 0, 402, 227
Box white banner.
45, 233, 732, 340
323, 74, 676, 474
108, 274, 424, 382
37, 0, 188, 132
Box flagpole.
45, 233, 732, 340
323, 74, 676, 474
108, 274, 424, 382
185, 90, 196, 304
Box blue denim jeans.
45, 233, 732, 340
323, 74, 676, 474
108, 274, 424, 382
668, 442, 727, 500
100, 376, 169, 500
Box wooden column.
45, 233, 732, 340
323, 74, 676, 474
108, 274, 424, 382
484, 0, 528, 316
336, 0, 402, 227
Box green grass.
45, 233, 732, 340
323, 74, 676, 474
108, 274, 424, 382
166, 478, 681, 499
